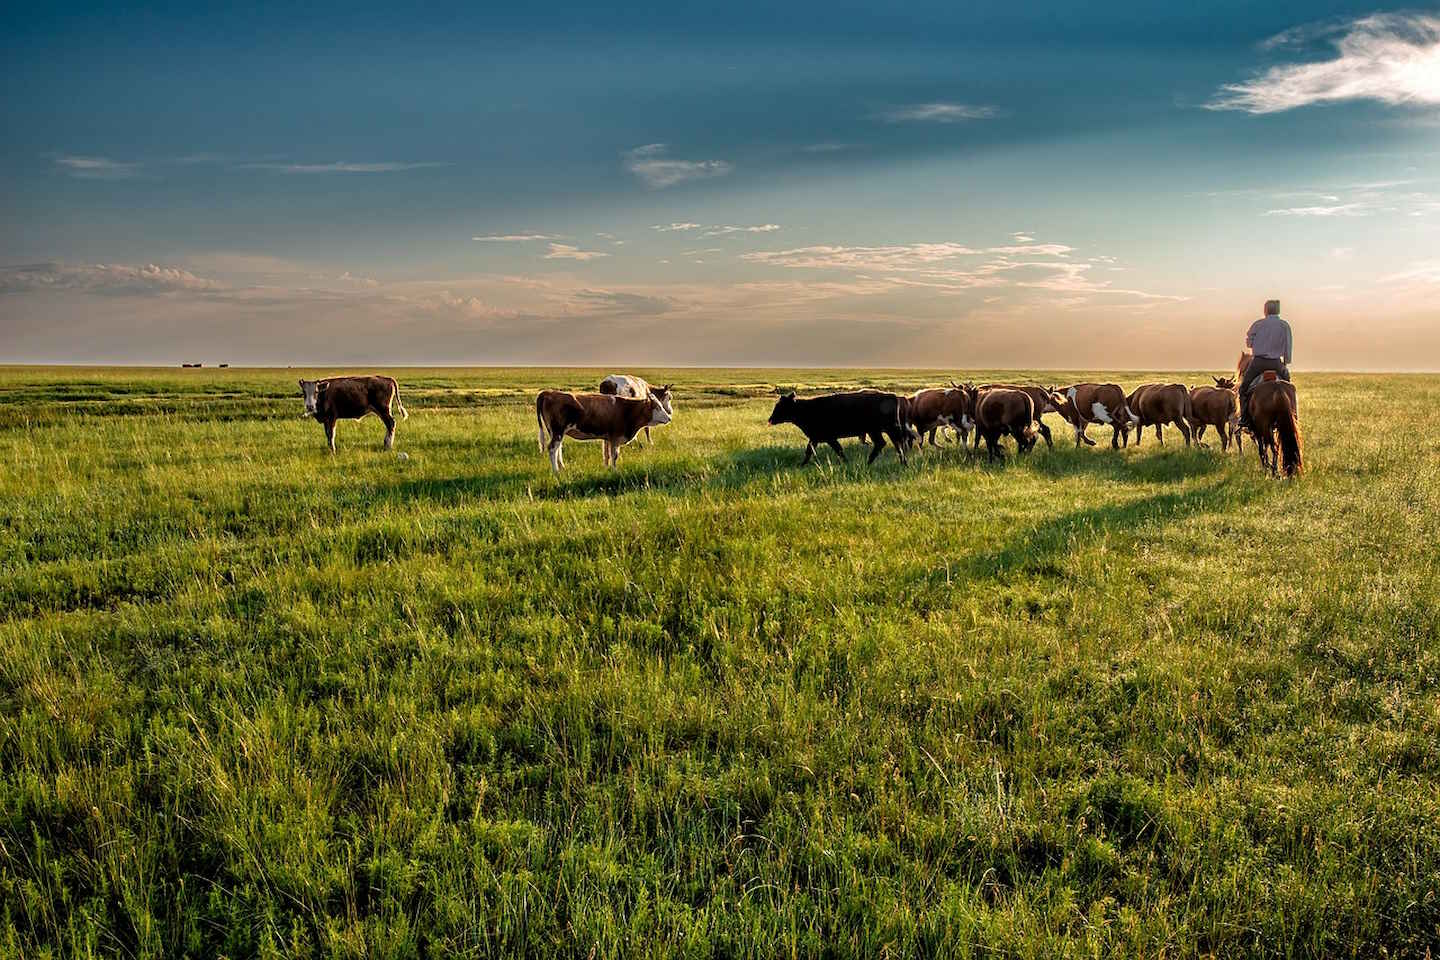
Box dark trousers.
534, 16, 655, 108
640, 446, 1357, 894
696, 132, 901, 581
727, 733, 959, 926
1239, 356, 1290, 422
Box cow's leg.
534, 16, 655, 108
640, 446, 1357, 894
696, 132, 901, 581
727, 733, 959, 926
1134, 423, 1144, 446
1154, 422, 1164, 446
324, 418, 337, 453
825, 439, 846, 462
927, 427, 938, 447
888, 429, 909, 464
644, 426, 651, 446
1176, 418, 1191, 447
376, 406, 396, 450
985, 431, 1004, 462
1037, 421, 1053, 449
867, 434, 887, 465
1194, 423, 1207, 444
801, 441, 816, 466
609, 440, 620, 468
548, 438, 563, 473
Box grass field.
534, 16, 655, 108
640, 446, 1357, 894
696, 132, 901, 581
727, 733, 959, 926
2, 366, 1438, 958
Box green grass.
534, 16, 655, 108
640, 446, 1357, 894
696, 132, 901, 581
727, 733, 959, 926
2, 366, 1438, 958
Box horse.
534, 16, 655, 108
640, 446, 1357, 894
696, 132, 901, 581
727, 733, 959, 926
1236, 352, 1301, 477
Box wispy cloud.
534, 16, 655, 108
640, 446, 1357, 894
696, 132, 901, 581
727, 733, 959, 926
700, 224, 782, 237
1263, 202, 1371, 217
651, 222, 702, 232
1208, 14, 1440, 113
472, 234, 560, 242
543, 243, 608, 261
239, 161, 449, 173
741, 238, 1177, 305
571, 289, 674, 316
596, 232, 624, 245
49, 154, 142, 180
0, 261, 220, 294
624, 144, 733, 189
878, 102, 1002, 123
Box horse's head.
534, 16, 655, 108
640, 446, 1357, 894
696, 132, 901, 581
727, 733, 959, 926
1236, 350, 1252, 378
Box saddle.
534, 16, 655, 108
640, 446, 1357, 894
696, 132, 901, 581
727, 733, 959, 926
1262, 370, 1279, 382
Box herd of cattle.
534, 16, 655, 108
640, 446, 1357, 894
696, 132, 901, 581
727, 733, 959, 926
298, 373, 1247, 472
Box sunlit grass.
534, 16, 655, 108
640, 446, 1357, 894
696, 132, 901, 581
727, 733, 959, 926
2, 366, 1438, 958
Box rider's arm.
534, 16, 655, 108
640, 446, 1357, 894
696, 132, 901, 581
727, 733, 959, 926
1245, 319, 1258, 349
1284, 322, 1293, 365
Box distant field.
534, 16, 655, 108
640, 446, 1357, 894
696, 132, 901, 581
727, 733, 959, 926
2, 366, 1438, 958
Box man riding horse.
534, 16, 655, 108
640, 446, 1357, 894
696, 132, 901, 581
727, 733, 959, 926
1237, 298, 1292, 433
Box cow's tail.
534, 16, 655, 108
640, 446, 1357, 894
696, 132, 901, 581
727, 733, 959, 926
390, 377, 409, 420
536, 394, 549, 451
1276, 402, 1302, 477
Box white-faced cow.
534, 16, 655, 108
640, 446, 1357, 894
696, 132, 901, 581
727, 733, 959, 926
768, 390, 911, 466
536, 390, 671, 473
598, 375, 674, 445
1049, 383, 1138, 449
298, 376, 408, 453
903, 387, 972, 448
1127, 383, 1193, 446
960, 384, 1037, 462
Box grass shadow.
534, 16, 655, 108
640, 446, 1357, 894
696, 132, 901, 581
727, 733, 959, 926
962, 477, 1255, 581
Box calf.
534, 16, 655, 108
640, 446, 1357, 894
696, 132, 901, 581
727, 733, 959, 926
598, 375, 674, 445
1127, 383, 1193, 446
1048, 383, 1137, 448
1188, 377, 1242, 452
961, 385, 1037, 461
768, 390, 910, 466
975, 384, 1059, 449
298, 375, 408, 453
536, 390, 671, 473
903, 387, 971, 447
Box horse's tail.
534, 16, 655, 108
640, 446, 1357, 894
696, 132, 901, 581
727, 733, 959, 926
1276, 400, 1302, 477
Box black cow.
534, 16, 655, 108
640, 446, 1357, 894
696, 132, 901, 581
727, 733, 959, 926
767, 390, 910, 465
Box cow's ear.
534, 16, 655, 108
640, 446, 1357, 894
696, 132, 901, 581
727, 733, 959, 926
317, 380, 330, 392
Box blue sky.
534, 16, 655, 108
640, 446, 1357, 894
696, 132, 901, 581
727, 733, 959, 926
2, 2, 1438, 367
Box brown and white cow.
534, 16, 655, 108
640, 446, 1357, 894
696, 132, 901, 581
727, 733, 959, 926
1188, 377, 1242, 452
975, 384, 1059, 449
1126, 383, 1193, 447
1048, 383, 1137, 448
536, 390, 671, 473
960, 384, 1037, 461
298, 375, 408, 453
902, 387, 971, 448
598, 374, 674, 445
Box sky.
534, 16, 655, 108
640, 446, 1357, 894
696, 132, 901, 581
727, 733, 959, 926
2, 2, 1438, 369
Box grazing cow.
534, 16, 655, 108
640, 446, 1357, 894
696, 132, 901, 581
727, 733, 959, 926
902, 387, 972, 448
536, 391, 670, 473
1127, 383, 1193, 447
975, 384, 1059, 449
1048, 383, 1137, 448
298, 375, 408, 453
768, 390, 911, 466
960, 384, 1036, 461
598, 375, 674, 445
1188, 377, 1242, 452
